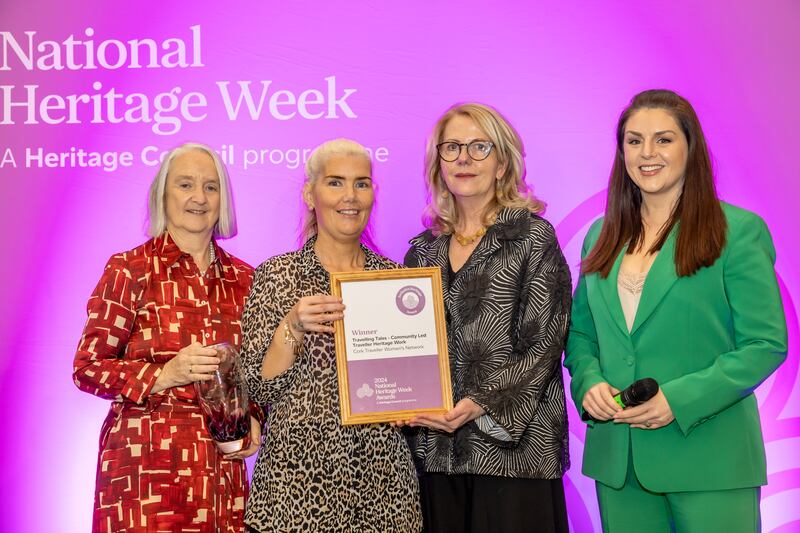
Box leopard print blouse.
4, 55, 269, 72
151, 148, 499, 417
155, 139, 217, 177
241, 237, 422, 532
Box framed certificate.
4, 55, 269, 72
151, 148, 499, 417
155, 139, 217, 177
330, 267, 453, 425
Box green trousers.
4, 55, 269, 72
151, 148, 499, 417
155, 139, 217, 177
596, 454, 761, 533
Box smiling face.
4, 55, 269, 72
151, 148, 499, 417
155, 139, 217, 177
164, 150, 220, 239
304, 154, 374, 244
439, 114, 505, 210
623, 107, 689, 205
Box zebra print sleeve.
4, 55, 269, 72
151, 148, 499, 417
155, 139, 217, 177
469, 220, 572, 444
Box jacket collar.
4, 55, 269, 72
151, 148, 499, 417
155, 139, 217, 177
596, 225, 679, 337
630, 227, 678, 335
407, 208, 531, 298
407, 229, 452, 303
408, 229, 449, 271
596, 248, 629, 337
469, 207, 531, 269
155, 232, 183, 267
408, 207, 530, 266
155, 232, 234, 279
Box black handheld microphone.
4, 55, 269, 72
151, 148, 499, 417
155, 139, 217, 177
581, 378, 659, 421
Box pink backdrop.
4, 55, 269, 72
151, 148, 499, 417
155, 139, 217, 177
1, 1, 798, 531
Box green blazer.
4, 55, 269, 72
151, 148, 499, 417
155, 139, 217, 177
564, 203, 787, 492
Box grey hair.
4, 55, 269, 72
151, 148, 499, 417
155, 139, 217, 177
301, 138, 373, 241
147, 142, 238, 238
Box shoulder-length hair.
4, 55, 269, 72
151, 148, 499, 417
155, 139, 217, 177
422, 102, 544, 235
300, 138, 378, 250
147, 142, 238, 238
582, 89, 726, 278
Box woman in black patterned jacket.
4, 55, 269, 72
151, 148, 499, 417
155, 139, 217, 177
404, 103, 571, 533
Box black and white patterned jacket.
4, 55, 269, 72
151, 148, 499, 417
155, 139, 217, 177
404, 208, 571, 479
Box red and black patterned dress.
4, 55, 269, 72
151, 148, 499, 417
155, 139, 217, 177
73, 233, 254, 533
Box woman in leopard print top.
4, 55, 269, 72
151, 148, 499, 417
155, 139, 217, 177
240, 139, 422, 532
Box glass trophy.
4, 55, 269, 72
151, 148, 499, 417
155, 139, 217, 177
194, 342, 251, 454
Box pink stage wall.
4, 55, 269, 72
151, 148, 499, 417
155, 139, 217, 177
1, 1, 798, 531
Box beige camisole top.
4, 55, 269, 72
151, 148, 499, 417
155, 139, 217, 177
618, 267, 648, 332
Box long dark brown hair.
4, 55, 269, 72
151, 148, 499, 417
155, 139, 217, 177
582, 89, 727, 278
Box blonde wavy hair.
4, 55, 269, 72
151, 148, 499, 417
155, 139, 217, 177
423, 103, 544, 235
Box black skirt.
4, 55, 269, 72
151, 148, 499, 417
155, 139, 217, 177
420, 473, 569, 533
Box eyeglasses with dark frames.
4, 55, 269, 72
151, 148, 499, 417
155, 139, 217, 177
436, 140, 495, 162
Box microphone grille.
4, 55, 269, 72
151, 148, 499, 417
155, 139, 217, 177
632, 378, 659, 401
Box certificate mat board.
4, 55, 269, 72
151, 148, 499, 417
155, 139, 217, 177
330, 267, 453, 425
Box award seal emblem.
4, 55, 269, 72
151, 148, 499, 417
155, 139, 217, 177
395, 285, 425, 315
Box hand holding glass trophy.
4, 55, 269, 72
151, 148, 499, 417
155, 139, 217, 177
194, 342, 251, 454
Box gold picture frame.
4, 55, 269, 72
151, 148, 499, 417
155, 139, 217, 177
330, 267, 453, 425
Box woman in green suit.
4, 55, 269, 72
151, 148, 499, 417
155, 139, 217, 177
563, 89, 787, 532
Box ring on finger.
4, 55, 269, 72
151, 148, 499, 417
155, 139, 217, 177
645, 420, 652, 428
292, 320, 304, 331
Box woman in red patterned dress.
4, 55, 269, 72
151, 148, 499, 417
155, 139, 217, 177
73, 143, 257, 532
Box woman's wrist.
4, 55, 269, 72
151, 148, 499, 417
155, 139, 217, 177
151, 365, 173, 394
282, 315, 303, 353
286, 311, 304, 339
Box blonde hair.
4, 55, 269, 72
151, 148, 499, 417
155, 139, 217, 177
301, 138, 374, 243
423, 103, 544, 235
147, 143, 237, 238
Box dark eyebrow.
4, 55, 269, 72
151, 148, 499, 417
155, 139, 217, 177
625, 130, 677, 137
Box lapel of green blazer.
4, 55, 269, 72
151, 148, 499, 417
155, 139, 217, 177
631, 227, 679, 336
594, 226, 680, 338
596, 248, 629, 337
